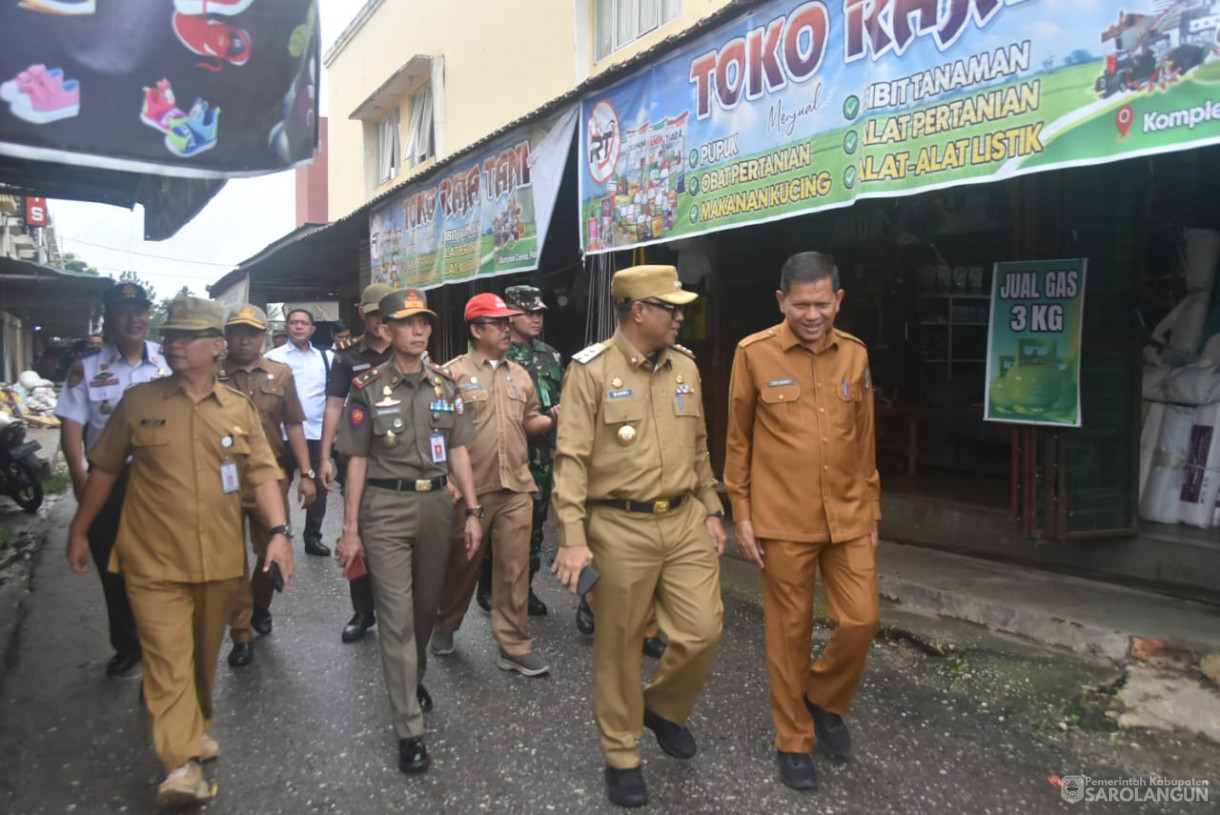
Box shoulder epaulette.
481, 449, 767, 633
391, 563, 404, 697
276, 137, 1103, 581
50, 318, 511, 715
836, 330, 867, 348
353, 366, 381, 389
739, 328, 777, 348
337, 336, 358, 351
672, 343, 696, 360
429, 362, 457, 381
572, 342, 606, 364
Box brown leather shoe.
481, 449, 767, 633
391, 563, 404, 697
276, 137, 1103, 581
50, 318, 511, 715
155, 760, 212, 808
201, 735, 219, 763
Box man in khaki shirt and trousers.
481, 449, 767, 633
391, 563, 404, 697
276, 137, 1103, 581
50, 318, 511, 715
724, 251, 881, 793
552, 265, 727, 809
66, 297, 295, 808
431, 293, 555, 676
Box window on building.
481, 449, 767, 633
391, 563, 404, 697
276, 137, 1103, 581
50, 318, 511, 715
406, 84, 435, 168
595, 0, 681, 61
376, 108, 400, 186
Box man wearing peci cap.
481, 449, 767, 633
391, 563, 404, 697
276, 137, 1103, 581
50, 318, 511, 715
335, 288, 482, 773
66, 297, 295, 807
319, 283, 394, 645
430, 293, 555, 677
55, 281, 169, 678
551, 265, 726, 808
474, 285, 562, 619
220, 305, 317, 668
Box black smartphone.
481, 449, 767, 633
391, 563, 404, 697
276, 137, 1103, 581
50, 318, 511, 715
268, 562, 285, 593
576, 564, 600, 597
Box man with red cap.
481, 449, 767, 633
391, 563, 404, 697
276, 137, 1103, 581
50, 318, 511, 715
430, 293, 555, 676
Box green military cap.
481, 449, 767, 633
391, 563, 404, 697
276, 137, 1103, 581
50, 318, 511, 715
225, 303, 269, 331
610, 264, 697, 305
102, 281, 152, 310
360, 283, 395, 314
379, 288, 437, 323
505, 285, 547, 311
162, 296, 225, 333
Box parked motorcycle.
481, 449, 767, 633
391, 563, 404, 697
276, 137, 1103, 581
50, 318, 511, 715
0, 420, 43, 513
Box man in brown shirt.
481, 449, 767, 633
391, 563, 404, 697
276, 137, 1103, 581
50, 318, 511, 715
65, 297, 294, 808
432, 293, 555, 676
724, 251, 881, 793
220, 304, 317, 667
551, 265, 726, 808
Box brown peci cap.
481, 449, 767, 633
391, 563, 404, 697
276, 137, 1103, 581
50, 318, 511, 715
610, 265, 697, 305
225, 304, 268, 330
379, 288, 437, 322
162, 297, 225, 333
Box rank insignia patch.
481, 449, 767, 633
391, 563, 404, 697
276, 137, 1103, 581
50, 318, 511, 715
349, 406, 366, 427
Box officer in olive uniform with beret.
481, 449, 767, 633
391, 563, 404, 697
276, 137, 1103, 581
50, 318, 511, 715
551, 265, 727, 808
319, 283, 394, 645
66, 297, 294, 808
335, 288, 482, 775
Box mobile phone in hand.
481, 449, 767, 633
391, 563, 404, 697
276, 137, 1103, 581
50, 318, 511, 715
268, 562, 285, 593
576, 564, 600, 597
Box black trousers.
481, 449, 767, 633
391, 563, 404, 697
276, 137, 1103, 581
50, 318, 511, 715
335, 452, 375, 615
86, 467, 140, 659
281, 439, 328, 545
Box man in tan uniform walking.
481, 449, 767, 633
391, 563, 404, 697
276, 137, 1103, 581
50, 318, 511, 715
724, 251, 881, 792
431, 292, 554, 676
66, 297, 294, 808
335, 288, 482, 774
552, 265, 726, 808
221, 305, 317, 667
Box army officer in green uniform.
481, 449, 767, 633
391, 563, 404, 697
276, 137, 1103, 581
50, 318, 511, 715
335, 288, 482, 774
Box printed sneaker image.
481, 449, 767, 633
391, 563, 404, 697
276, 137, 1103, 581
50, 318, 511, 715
165, 99, 219, 157
172, 12, 251, 71
173, 0, 254, 15
0, 65, 62, 103
6, 68, 79, 125
140, 79, 186, 133
18, 0, 96, 14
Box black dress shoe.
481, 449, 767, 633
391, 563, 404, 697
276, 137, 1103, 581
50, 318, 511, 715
642, 636, 667, 659
304, 539, 331, 557
528, 589, 548, 616
105, 652, 141, 677
398, 737, 430, 774
227, 642, 254, 667
806, 698, 852, 760
776, 750, 819, 791
575, 597, 595, 635
475, 586, 492, 612
251, 605, 273, 636
416, 684, 433, 713
341, 612, 376, 643
604, 765, 648, 807
643, 709, 697, 759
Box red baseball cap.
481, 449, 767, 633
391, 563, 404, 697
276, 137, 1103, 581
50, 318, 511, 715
464, 293, 522, 321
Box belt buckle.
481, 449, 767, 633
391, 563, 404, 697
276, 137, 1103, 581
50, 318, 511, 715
653, 499, 670, 514
415, 479, 433, 492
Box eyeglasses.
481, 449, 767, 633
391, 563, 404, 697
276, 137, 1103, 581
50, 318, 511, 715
472, 318, 511, 328
640, 300, 684, 316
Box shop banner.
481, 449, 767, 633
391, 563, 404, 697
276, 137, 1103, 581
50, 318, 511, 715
0, 0, 318, 178
985, 259, 1087, 427
369, 105, 578, 290
580, 0, 1220, 253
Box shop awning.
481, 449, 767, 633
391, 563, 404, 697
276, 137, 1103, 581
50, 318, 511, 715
0, 256, 112, 337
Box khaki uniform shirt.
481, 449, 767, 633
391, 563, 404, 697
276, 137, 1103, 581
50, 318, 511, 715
552, 329, 723, 550
219, 355, 305, 463
442, 351, 541, 496
335, 361, 474, 481
724, 322, 880, 544
88, 377, 282, 582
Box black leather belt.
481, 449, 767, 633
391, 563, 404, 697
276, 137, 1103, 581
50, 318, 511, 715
367, 476, 447, 492
595, 495, 686, 515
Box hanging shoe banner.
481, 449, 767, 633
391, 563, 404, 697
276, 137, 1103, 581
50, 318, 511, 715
368, 105, 578, 291
0, 0, 318, 178
579, 0, 1220, 254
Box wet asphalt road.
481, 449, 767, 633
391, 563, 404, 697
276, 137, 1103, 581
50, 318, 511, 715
0, 491, 1213, 814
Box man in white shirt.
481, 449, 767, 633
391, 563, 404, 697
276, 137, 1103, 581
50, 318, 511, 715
265, 307, 331, 556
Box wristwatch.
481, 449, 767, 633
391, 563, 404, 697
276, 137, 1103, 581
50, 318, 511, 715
466, 505, 485, 519
269, 524, 294, 538
708, 510, 725, 518
303, 470, 316, 480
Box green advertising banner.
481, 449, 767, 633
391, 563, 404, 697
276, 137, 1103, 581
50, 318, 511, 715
985, 259, 1087, 427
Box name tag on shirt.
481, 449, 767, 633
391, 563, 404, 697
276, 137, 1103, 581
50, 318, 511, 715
608, 388, 634, 399
221, 462, 240, 494
352, 363, 371, 372
430, 432, 447, 464
768, 378, 795, 387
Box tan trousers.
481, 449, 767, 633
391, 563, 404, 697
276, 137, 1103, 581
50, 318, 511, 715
760, 535, 880, 753
587, 591, 663, 639
361, 486, 452, 740
587, 498, 723, 769
125, 575, 241, 772
436, 488, 533, 656
228, 479, 290, 643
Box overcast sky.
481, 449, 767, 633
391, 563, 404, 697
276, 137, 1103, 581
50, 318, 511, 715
48, 0, 366, 300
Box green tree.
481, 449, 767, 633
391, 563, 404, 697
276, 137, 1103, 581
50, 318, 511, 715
62, 252, 100, 276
